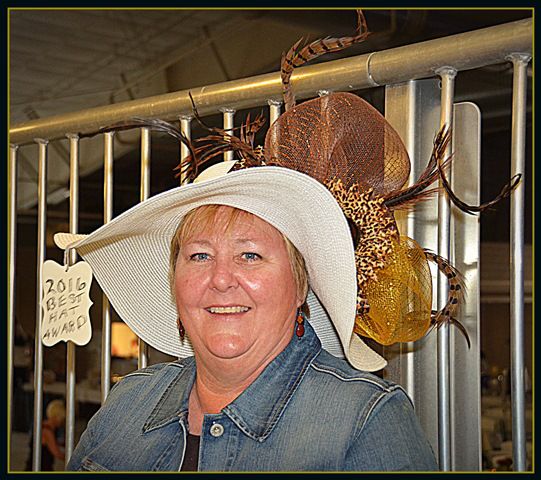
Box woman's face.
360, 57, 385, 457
174, 207, 302, 365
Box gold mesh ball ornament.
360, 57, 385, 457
354, 236, 433, 345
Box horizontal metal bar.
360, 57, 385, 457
9, 18, 531, 146
482, 280, 533, 293
481, 295, 533, 304
368, 19, 531, 86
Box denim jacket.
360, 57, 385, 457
67, 321, 438, 472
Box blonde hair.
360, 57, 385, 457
46, 399, 65, 423
169, 205, 308, 303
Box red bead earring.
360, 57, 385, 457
295, 310, 305, 338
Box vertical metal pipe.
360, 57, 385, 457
179, 116, 192, 186
402, 84, 419, 403
221, 108, 235, 162
8, 144, 18, 470
268, 99, 282, 125
101, 132, 114, 403
435, 66, 457, 471
65, 134, 79, 463
138, 128, 151, 369
268, 100, 282, 157
506, 52, 530, 472
32, 139, 48, 471
175, 116, 192, 360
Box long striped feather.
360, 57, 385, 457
281, 10, 370, 110
424, 250, 470, 348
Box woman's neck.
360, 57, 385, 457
187, 348, 284, 435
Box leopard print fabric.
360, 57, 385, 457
327, 178, 399, 316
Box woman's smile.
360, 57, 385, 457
205, 305, 251, 314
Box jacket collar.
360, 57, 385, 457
142, 356, 195, 433
223, 321, 321, 440
144, 321, 322, 440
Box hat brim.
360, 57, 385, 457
54, 166, 386, 372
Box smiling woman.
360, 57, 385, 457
59, 162, 439, 472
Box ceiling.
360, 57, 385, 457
9, 8, 533, 244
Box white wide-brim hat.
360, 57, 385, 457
54, 163, 386, 372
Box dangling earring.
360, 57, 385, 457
295, 309, 305, 338
177, 317, 185, 341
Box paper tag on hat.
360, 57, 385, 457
41, 259, 93, 347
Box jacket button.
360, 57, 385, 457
210, 423, 224, 437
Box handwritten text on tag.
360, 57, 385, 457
41, 260, 93, 347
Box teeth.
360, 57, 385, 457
207, 306, 249, 314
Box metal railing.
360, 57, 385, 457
8, 18, 532, 472
9, 19, 531, 145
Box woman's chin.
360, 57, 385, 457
204, 334, 251, 359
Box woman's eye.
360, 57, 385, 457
189, 253, 210, 262
241, 252, 261, 262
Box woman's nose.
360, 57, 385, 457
209, 258, 239, 292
